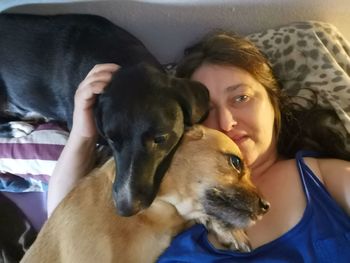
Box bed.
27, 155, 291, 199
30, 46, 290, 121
1, 1, 350, 262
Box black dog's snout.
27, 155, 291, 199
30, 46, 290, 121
115, 196, 143, 217
113, 175, 157, 217
259, 198, 270, 213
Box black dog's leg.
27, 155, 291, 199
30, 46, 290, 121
0, 77, 36, 138
0, 193, 37, 263
0, 115, 35, 138
0, 122, 18, 138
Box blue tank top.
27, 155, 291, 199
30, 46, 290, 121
158, 151, 350, 263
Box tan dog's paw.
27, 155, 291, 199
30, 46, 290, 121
206, 219, 251, 252
228, 229, 251, 252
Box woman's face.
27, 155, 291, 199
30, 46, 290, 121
191, 63, 277, 167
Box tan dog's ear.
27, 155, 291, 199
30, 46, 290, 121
184, 125, 205, 140
171, 78, 210, 126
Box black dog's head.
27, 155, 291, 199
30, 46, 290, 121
95, 63, 209, 216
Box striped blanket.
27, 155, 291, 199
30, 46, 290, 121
0, 122, 68, 192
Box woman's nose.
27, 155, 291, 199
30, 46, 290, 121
218, 108, 237, 132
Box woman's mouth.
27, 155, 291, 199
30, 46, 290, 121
232, 135, 248, 145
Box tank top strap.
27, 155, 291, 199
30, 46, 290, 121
295, 150, 344, 209
295, 150, 319, 201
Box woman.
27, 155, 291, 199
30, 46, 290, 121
48, 32, 350, 262
159, 31, 350, 262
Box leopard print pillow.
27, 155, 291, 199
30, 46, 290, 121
247, 21, 350, 149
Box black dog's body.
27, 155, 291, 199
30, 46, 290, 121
0, 13, 162, 125
0, 14, 209, 216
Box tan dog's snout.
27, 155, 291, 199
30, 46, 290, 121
259, 197, 270, 213
198, 152, 269, 252
199, 149, 269, 230
203, 182, 269, 230
237, 177, 270, 220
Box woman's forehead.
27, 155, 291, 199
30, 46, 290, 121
192, 64, 260, 85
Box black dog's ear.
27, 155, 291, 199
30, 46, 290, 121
171, 78, 210, 126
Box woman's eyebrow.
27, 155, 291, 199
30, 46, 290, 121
225, 83, 249, 93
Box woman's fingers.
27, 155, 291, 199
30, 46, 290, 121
75, 63, 120, 108
78, 65, 120, 93
70, 63, 120, 138
85, 63, 120, 78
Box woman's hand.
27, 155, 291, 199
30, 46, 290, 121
71, 63, 120, 139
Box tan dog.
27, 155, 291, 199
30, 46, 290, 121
21, 125, 269, 263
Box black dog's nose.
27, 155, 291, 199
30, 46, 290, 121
116, 200, 143, 217
259, 198, 270, 213
113, 189, 147, 217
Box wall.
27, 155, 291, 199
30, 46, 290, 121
2, 0, 350, 64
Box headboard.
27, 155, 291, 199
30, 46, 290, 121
2, 0, 350, 64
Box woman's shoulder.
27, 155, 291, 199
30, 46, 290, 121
269, 157, 318, 174
315, 157, 350, 182
256, 155, 348, 189
262, 157, 323, 185
276, 155, 345, 184
308, 157, 350, 215
300, 156, 350, 190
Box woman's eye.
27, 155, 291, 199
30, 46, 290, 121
229, 155, 243, 173
234, 95, 249, 103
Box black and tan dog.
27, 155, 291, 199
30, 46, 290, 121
21, 125, 269, 263
0, 14, 209, 216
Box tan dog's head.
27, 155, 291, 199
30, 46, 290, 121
159, 125, 269, 251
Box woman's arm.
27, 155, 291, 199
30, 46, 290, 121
47, 63, 119, 217
318, 158, 350, 216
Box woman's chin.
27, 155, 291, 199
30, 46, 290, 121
240, 149, 262, 170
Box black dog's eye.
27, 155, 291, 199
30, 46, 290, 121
106, 138, 114, 146
229, 155, 243, 174
153, 134, 169, 144
106, 137, 121, 150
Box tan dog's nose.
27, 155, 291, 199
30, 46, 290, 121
259, 198, 270, 213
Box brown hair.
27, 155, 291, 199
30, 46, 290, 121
176, 30, 284, 138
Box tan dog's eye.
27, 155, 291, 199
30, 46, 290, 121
229, 155, 243, 174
